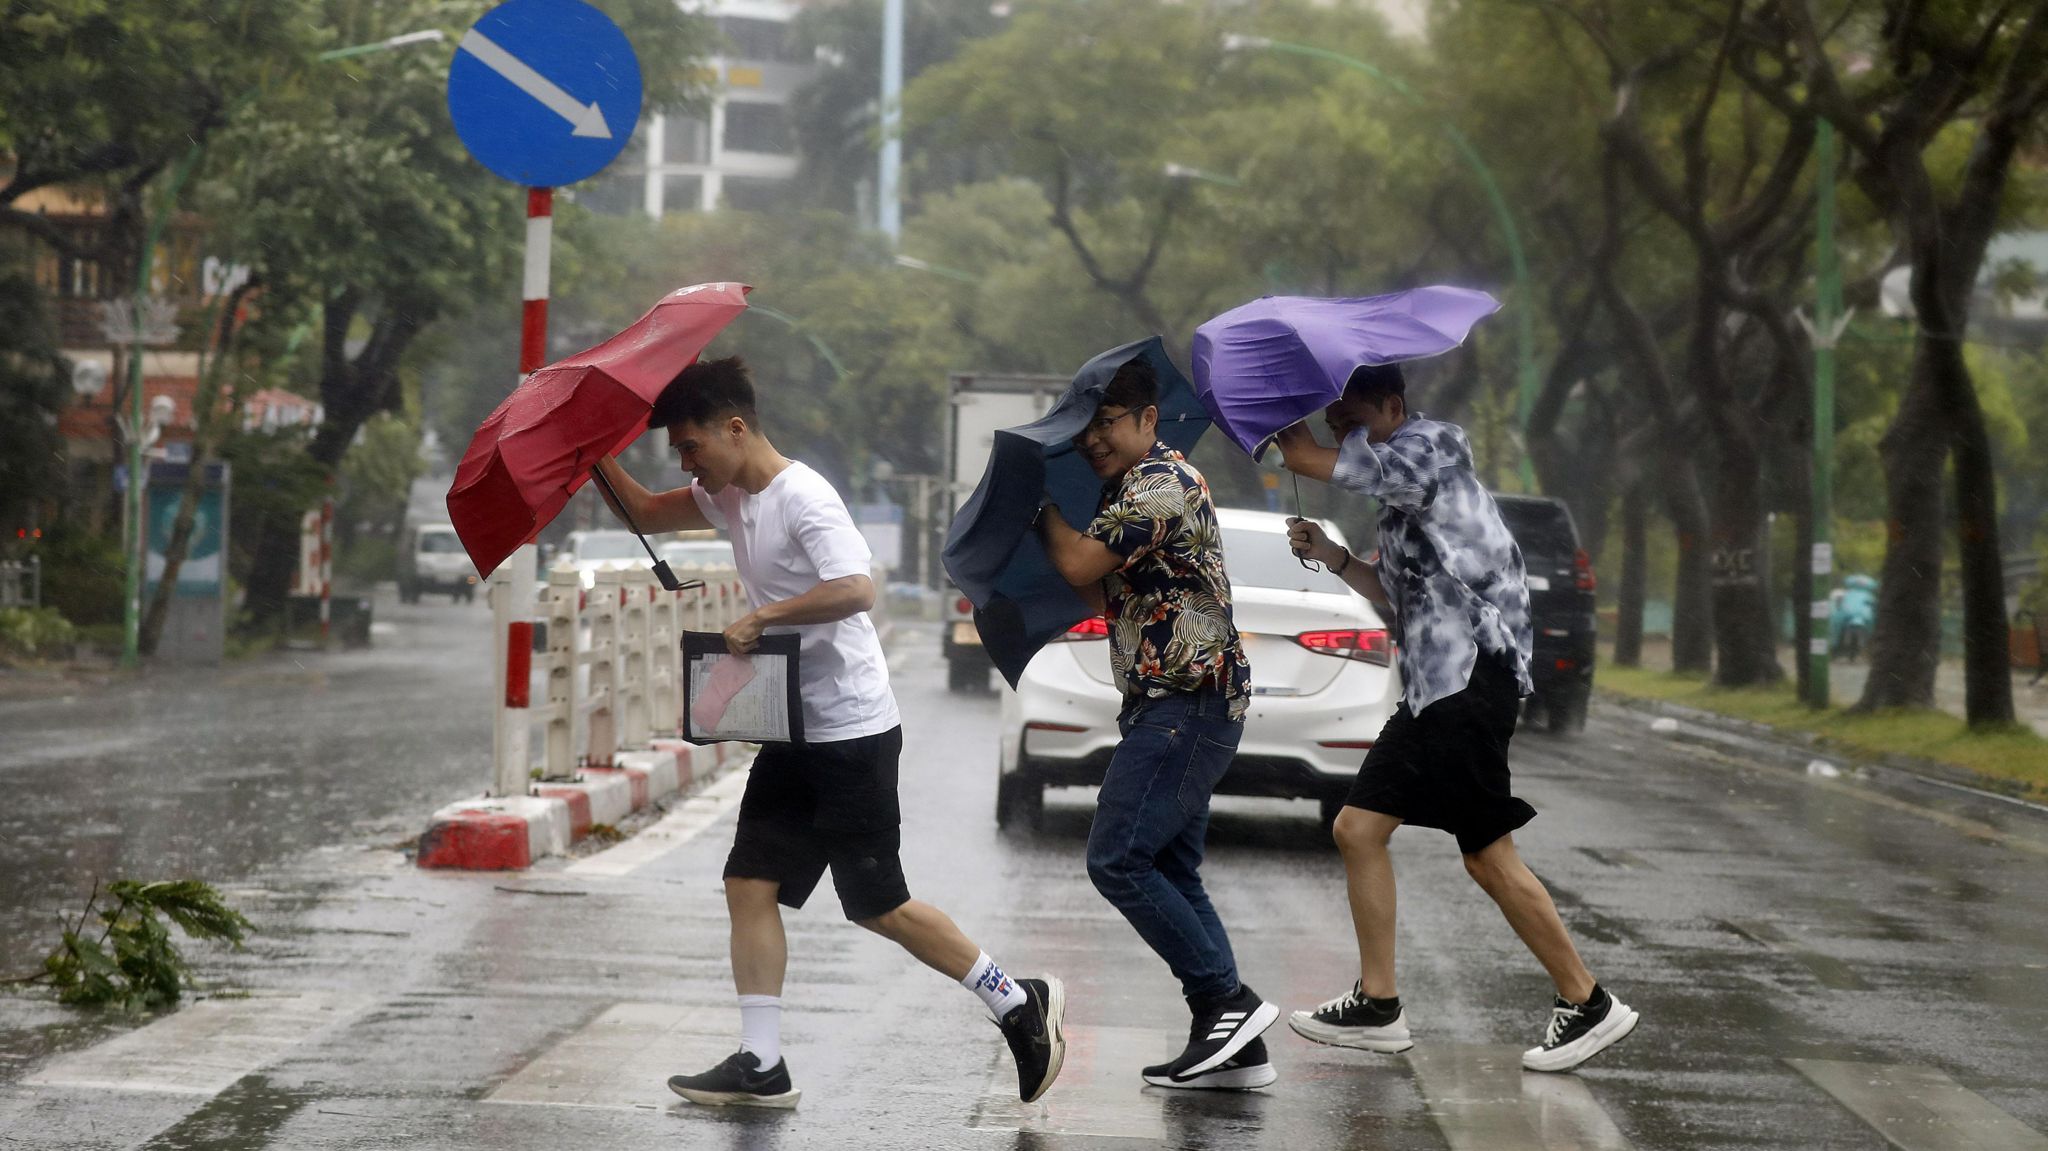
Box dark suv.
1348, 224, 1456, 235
1493, 495, 1597, 732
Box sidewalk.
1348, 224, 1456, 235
1617, 636, 2048, 739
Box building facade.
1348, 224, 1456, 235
623, 0, 818, 217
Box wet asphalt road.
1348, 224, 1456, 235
3, 610, 2048, 1149
0, 588, 499, 970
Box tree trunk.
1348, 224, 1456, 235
1942, 341, 2014, 726
1614, 479, 1647, 667
1659, 432, 1716, 674
1707, 461, 1783, 686
1856, 355, 1947, 710
241, 299, 425, 631
242, 414, 357, 629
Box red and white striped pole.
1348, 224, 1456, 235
493, 186, 551, 798
520, 188, 552, 374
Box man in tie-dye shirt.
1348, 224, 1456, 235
1271, 362, 1640, 1075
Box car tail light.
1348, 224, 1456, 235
1026, 721, 1089, 733
1294, 628, 1391, 665
1573, 548, 1596, 591
954, 596, 973, 615
1054, 616, 1109, 642
1555, 658, 1577, 670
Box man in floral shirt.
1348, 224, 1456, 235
1275, 362, 1639, 1075
1038, 357, 1273, 1092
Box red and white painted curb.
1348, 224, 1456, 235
416, 741, 744, 871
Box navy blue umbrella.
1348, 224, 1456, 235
943, 336, 1209, 687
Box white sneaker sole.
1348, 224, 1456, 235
1287, 1008, 1415, 1053
1521, 1001, 1640, 1072
1143, 1060, 1280, 1090
1182, 1000, 1279, 1077
1025, 975, 1068, 1104
668, 1084, 802, 1109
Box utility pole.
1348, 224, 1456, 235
1805, 121, 1845, 709
878, 0, 904, 240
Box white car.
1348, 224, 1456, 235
996, 507, 1401, 828
658, 537, 735, 571
555, 529, 652, 591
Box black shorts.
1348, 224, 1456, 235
1345, 656, 1536, 855
722, 726, 911, 922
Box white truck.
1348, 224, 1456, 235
942, 371, 1070, 693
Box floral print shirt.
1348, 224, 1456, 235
1084, 443, 1252, 719
1331, 415, 1534, 714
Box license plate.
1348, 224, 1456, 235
1525, 575, 1551, 591
951, 622, 981, 647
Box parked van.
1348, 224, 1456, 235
399, 523, 478, 603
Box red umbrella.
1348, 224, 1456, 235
447, 281, 751, 578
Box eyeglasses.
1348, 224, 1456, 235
1077, 409, 1141, 439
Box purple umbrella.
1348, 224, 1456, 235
1191, 287, 1501, 457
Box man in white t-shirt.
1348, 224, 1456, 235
593, 357, 1064, 1110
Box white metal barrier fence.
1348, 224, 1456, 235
487, 544, 747, 798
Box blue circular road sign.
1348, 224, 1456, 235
447, 0, 643, 187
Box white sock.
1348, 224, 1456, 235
737, 994, 781, 1068
962, 952, 1029, 1017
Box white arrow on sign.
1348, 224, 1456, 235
459, 27, 612, 139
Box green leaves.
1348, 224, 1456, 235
33, 879, 253, 1013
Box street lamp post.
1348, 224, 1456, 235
117, 29, 447, 667
1804, 121, 1846, 709
117, 151, 206, 668
744, 304, 850, 381
892, 254, 982, 284
1222, 34, 1540, 489
878, 0, 905, 241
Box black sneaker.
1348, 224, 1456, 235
1141, 983, 1279, 1085
1143, 1035, 1278, 1090
994, 975, 1067, 1103
667, 1050, 802, 1108
1287, 981, 1414, 1052
1520, 984, 1639, 1072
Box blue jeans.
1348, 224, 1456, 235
1086, 687, 1244, 1003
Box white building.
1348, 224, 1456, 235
632, 0, 818, 216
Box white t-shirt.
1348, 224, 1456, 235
690, 462, 900, 743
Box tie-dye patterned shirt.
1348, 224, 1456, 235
1331, 416, 1533, 714
1084, 443, 1253, 719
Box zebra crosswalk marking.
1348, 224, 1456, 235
1789, 1058, 2048, 1151
1405, 1043, 1634, 1151
487, 1002, 732, 1110
971, 1025, 1170, 1141
22, 994, 363, 1096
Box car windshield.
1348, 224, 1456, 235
418, 532, 464, 554
572, 534, 643, 561
1221, 526, 1353, 595
1494, 499, 1579, 560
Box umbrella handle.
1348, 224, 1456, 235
1292, 473, 1324, 573
591, 464, 687, 591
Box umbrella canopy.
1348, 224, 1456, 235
942, 336, 1209, 687
1191, 287, 1500, 457
446, 282, 751, 577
